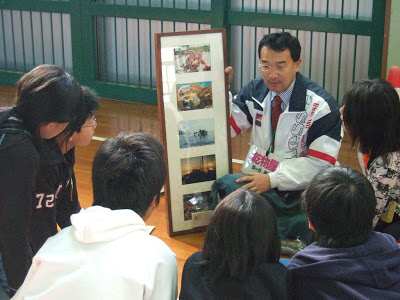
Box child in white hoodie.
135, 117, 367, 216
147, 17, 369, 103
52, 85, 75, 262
13, 132, 178, 300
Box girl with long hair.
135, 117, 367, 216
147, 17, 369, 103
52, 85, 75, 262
341, 78, 400, 240
180, 189, 292, 299
0, 65, 84, 295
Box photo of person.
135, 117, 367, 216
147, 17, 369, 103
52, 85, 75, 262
179, 118, 215, 149
181, 155, 216, 185
183, 191, 213, 221
176, 81, 212, 111
174, 44, 211, 74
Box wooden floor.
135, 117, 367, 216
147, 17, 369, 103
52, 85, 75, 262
0, 84, 360, 293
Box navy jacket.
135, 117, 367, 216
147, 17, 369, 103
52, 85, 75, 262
288, 232, 400, 299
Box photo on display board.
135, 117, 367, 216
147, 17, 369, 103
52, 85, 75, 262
183, 191, 213, 221
178, 118, 215, 149
181, 154, 216, 185
176, 81, 213, 111
174, 44, 211, 74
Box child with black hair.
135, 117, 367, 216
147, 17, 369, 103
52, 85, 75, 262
0, 65, 84, 295
180, 189, 292, 299
340, 78, 400, 239
13, 132, 177, 300
28, 86, 100, 258
288, 166, 400, 299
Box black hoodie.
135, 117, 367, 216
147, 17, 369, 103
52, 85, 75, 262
0, 108, 80, 290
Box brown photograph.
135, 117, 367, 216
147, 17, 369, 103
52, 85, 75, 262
181, 154, 216, 185
183, 191, 213, 221
176, 81, 213, 111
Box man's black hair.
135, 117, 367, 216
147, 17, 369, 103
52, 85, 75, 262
258, 32, 301, 62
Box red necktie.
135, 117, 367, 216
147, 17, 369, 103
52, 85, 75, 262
272, 95, 283, 132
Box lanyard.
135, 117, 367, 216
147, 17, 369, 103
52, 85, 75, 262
266, 130, 277, 156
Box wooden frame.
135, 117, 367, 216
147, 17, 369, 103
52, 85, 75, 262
155, 29, 232, 236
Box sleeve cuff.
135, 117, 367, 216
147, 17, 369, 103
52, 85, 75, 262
269, 172, 278, 189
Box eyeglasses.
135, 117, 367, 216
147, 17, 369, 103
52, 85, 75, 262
82, 115, 97, 128
258, 63, 288, 73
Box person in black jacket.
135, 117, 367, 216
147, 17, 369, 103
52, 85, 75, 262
180, 189, 293, 299
28, 86, 99, 256
0, 65, 84, 296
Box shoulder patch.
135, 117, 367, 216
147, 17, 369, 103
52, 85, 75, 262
255, 113, 263, 127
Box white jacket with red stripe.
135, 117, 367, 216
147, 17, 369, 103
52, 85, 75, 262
231, 72, 343, 191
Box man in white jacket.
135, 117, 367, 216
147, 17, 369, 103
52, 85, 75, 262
221, 32, 342, 246
13, 132, 178, 300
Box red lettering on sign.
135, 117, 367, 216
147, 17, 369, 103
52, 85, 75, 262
269, 159, 279, 172
251, 152, 263, 164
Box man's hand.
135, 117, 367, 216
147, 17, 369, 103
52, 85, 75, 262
225, 66, 234, 85
236, 172, 271, 194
